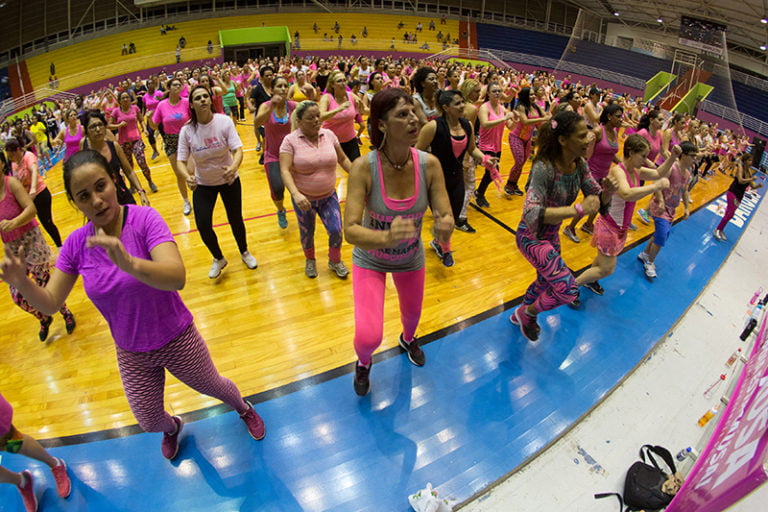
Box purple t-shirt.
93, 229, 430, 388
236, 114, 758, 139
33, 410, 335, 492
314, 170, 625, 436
0, 392, 12, 436
152, 98, 190, 134
56, 205, 193, 352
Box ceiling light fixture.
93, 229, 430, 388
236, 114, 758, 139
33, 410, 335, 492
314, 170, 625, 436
614, 11, 620, 16
762, 18, 768, 24
761, 44, 767, 50
657, 18, 663, 23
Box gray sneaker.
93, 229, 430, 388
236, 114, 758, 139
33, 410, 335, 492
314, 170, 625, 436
328, 260, 349, 279
563, 225, 581, 243
305, 259, 318, 278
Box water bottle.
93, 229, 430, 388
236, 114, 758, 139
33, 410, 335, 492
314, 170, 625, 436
676, 447, 693, 462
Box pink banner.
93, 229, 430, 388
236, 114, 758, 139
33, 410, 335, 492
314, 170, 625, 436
667, 312, 768, 511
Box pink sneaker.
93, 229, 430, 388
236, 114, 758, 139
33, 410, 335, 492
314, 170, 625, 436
240, 400, 265, 440
17, 470, 38, 512
161, 416, 183, 460
51, 458, 71, 498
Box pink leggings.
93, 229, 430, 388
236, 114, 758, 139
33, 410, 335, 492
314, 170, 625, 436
507, 134, 532, 187
716, 191, 739, 231
353, 265, 425, 365
116, 323, 247, 433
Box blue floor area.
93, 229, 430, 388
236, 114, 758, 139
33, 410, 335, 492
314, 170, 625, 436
1, 184, 765, 511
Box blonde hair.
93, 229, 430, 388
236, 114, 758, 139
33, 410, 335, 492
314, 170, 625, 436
324, 70, 346, 94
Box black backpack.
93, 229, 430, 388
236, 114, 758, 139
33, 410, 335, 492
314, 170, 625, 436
595, 444, 679, 511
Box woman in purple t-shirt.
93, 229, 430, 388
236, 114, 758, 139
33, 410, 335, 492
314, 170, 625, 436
0, 150, 266, 460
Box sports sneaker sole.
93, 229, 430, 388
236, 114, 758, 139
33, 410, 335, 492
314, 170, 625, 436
513, 307, 538, 342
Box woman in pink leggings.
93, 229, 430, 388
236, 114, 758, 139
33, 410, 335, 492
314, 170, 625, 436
714, 153, 762, 241
0, 150, 266, 461
344, 88, 454, 396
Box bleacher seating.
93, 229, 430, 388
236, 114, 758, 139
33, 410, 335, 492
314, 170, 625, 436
24, 13, 459, 92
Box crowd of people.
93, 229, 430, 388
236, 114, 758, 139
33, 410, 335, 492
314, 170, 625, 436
1, 49, 762, 511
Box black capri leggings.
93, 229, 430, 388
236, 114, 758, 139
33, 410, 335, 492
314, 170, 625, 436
33, 187, 62, 247
476, 150, 502, 198
339, 137, 361, 162
444, 171, 465, 221
192, 177, 248, 261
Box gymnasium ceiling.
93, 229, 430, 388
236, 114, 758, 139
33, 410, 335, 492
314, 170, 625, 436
563, 0, 768, 58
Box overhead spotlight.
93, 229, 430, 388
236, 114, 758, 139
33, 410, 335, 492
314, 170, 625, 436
657, 18, 663, 23
613, 11, 620, 16
761, 45, 767, 51
762, 18, 768, 24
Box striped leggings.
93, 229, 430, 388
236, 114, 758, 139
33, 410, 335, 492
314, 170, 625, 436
121, 140, 152, 183
507, 134, 532, 188
516, 226, 578, 313
116, 323, 247, 433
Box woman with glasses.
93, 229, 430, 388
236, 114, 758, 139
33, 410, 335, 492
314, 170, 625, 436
563, 104, 624, 243
637, 141, 697, 278
150, 78, 191, 215
81, 111, 148, 207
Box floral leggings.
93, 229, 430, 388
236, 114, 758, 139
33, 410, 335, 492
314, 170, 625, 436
121, 139, 152, 183
6, 228, 72, 323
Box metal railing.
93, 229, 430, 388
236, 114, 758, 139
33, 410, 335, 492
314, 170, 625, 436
0, 88, 79, 121
700, 99, 768, 137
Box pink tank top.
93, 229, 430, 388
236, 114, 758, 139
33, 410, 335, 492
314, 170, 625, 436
64, 124, 84, 160
607, 163, 639, 230
264, 100, 296, 164
587, 125, 619, 181
322, 91, 357, 143
478, 102, 504, 153
0, 176, 38, 243
638, 128, 662, 164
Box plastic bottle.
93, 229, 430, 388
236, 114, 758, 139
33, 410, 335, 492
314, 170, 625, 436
726, 349, 743, 367
676, 447, 693, 462
698, 403, 720, 427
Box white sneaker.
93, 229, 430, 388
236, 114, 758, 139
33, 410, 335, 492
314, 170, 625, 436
637, 252, 650, 265
713, 229, 725, 241
563, 225, 581, 243
183, 200, 192, 216
241, 251, 258, 269
644, 261, 657, 278
208, 258, 228, 279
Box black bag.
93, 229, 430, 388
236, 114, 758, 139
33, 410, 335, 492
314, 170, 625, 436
595, 444, 679, 511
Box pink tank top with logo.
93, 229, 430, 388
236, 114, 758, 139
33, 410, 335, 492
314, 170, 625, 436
0, 176, 38, 243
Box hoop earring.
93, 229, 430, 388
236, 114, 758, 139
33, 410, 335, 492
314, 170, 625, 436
377, 131, 387, 151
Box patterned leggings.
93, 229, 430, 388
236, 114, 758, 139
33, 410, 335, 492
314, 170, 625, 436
353, 265, 425, 365
291, 191, 343, 262
9, 263, 72, 322
121, 140, 152, 183
507, 134, 532, 188
116, 323, 247, 433
516, 226, 578, 313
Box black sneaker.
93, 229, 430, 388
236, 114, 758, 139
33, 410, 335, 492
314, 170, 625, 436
504, 183, 524, 196
39, 316, 53, 342
354, 363, 370, 396
455, 220, 476, 233
474, 191, 490, 208
258, 153, 264, 165
441, 251, 454, 267
510, 306, 540, 342
399, 333, 425, 366
584, 280, 604, 296
568, 292, 581, 310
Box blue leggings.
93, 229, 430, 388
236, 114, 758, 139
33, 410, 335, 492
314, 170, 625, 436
291, 191, 343, 262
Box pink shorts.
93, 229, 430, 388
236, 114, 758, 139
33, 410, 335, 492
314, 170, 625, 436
591, 215, 627, 257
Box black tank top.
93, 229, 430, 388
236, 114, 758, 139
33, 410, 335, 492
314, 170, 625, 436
83, 139, 135, 205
